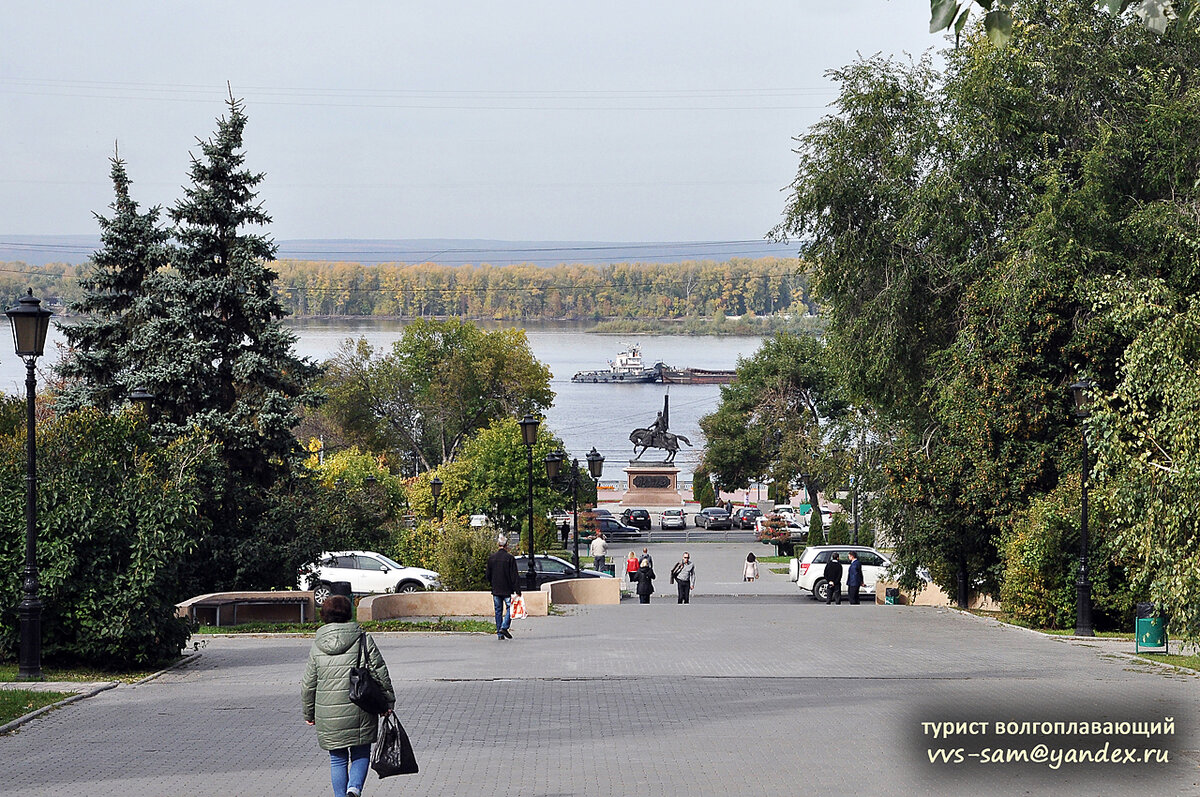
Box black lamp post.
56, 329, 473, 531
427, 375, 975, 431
430, 476, 443, 521
545, 446, 605, 575
7, 290, 51, 680
1070, 379, 1095, 637
519, 414, 540, 591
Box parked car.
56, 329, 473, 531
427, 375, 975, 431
584, 516, 643, 542
788, 545, 891, 602
731, 507, 762, 529
659, 508, 687, 530
301, 550, 441, 605
695, 506, 733, 530
619, 508, 652, 530
513, 554, 613, 589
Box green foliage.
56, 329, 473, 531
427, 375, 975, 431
827, 513, 852, 545
431, 518, 495, 591
1091, 278, 1200, 642
0, 410, 220, 668
776, 4, 1200, 606
692, 469, 717, 507
56, 154, 169, 414
1000, 475, 1134, 631
317, 319, 553, 473
928, 1, 1198, 44
392, 519, 441, 572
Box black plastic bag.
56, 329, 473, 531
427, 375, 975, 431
372, 712, 418, 777
348, 633, 390, 715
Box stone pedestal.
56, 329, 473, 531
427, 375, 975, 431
620, 463, 684, 506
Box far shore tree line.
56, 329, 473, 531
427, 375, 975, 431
0, 257, 815, 324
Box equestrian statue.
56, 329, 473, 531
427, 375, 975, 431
630, 395, 692, 464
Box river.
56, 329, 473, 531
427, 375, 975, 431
7, 319, 767, 484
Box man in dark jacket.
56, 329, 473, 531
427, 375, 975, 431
485, 534, 521, 640
846, 550, 864, 605
823, 552, 843, 605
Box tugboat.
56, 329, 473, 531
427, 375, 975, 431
571, 344, 662, 383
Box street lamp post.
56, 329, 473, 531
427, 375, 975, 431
1071, 380, 1095, 637
430, 476, 443, 521
545, 447, 605, 575
7, 290, 52, 680
519, 415, 540, 591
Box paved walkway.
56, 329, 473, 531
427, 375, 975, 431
2, 547, 1197, 796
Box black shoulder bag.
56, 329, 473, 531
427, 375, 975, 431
348, 632, 390, 715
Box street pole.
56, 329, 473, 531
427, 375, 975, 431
1076, 426, 1095, 636
18, 358, 41, 680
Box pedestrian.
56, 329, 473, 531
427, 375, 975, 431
589, 531, 608, 571
823, 552, 843, 605
485, 533, 521, 640
625, 550, 639, 585
640, 546, 654, 568
302, 594, 395, 797
846, 550, 863, 605
743, 552, 759, 581
636, 556, 656, 604
672, 551, 696, 604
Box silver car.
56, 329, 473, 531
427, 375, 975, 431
660, 508, 687, 530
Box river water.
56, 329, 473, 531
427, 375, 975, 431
12, 319, 767, 483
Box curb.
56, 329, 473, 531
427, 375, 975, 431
0, 681, 119, 735
0, 651, 203, 735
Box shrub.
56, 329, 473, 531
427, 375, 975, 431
1000, 475, 1134, 631
392, 520, 441, 571
0, 410, 220, 668
432, 519, 496, 591
827, 513, 851, 545
693, 470, 717, 507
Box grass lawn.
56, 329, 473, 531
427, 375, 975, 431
768, 567, 789, 575
198, 618, 495, 634
0, 690, 73, 726
1135, 652, 1200, 672
0, 663, 166, 683
756, 556, 793, 564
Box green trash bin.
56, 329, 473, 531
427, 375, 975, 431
1135, 603, 1168, 654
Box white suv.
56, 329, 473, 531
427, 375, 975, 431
789, 545, 891, 602
301, 550, 441, 605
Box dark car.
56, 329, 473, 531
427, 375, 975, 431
512, 554, 612, 589
584, 516, 643, 542
619, 508, 652, 530
695, 506, 733, 530
731, 507, 762, 529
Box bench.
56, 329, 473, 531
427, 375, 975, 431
178, 592, 314, 627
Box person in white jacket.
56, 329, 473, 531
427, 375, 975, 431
743, 552, 759, 581
589, 532, 608, 570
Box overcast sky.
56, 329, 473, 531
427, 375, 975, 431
2, 2, 940, 243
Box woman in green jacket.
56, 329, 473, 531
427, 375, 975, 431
302, 595, 395, 797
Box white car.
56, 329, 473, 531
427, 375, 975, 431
788, 545, 891, 602
301, 550, 441, 605
660, 508, 687, 530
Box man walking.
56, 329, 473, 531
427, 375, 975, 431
590, 531, 608, 571
823, 552, 843, 605
672, 551, 696, 604
485, 534, 521, 640
846, 550, 863, 605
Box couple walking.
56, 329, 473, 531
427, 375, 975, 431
633, 549, 696, 604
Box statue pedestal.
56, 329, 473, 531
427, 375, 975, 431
620, 462, 684, 506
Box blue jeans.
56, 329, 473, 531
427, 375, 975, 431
330, 744, 370, 796
493, 594, 511, 635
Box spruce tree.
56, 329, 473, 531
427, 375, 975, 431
148, 94, 318, 485
56, 153, 168, 412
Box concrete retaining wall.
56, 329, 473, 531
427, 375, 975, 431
358, 590, 549, 621
874, 581, 1000, 610
545, 577, 621, 605
176, 592, 316, 626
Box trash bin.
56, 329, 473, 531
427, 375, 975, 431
1135, 602, 1168, 653
330, 581, 352, 598
601, 562, 616, 576
884, 587, 900, 605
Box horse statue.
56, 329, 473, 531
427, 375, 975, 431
630, 427, 692, 464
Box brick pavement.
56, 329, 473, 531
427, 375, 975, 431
1, 568, 1197, 796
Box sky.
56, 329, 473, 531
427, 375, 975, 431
2, 2, 941, 243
